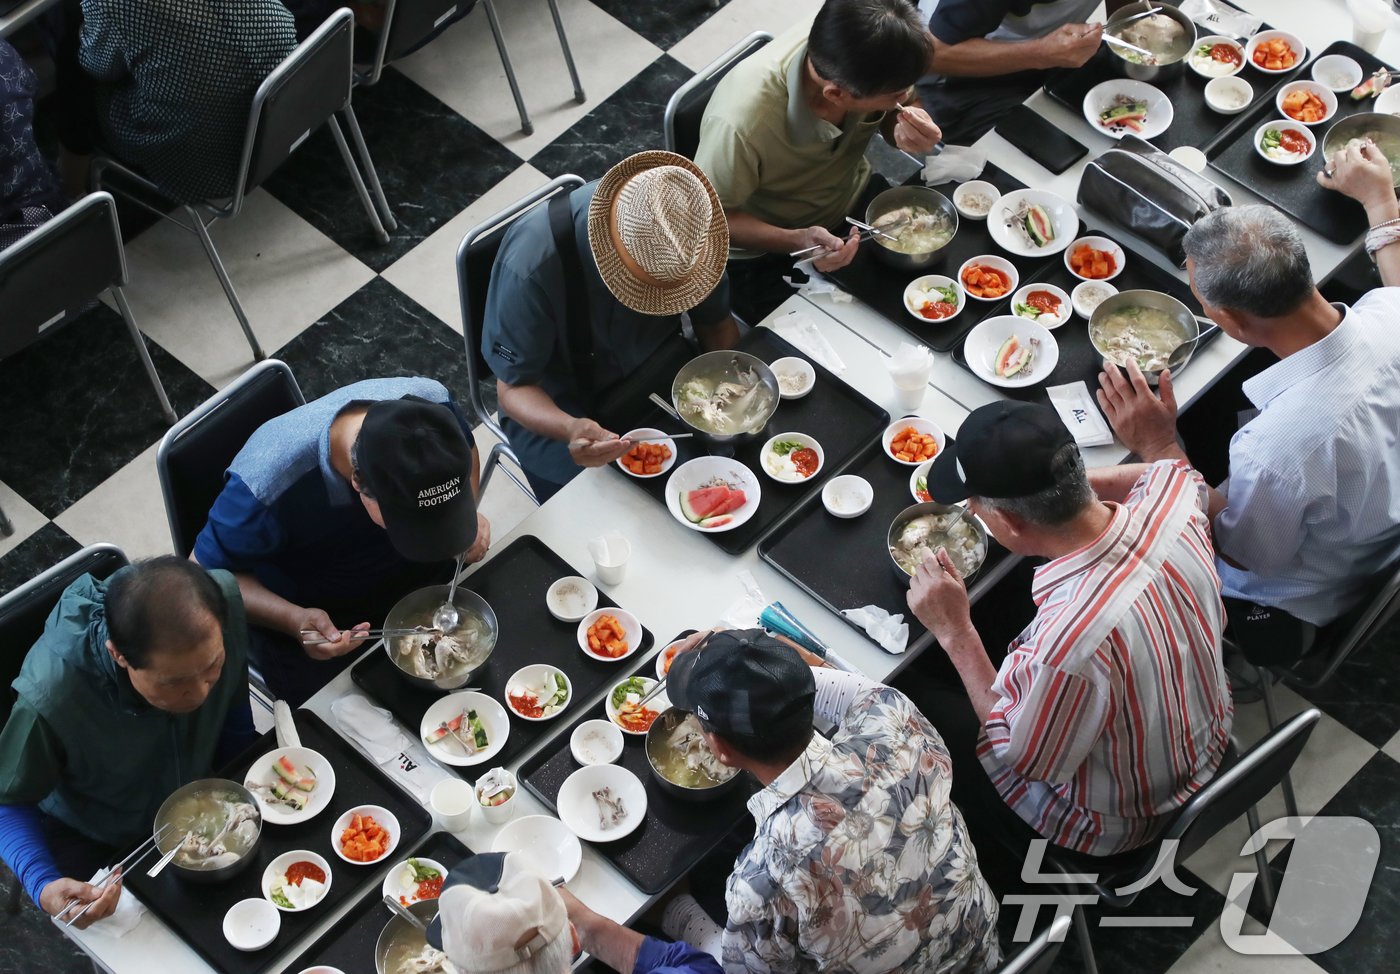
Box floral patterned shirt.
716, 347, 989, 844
723, 673, 1000, 974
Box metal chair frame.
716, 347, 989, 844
0, 192, 175, 423
91, 10, 393, 362
663, 31, 773, 157
995, 914, 1072, 974
455, 174, 584, 502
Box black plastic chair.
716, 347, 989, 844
996, 914, 1072, 974
0, 192, 174, 423
455, 174, 584, 502
92, 10, 394, 363
155, 360, 305, 558
663, 31, 772, 159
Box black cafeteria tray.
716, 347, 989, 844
825, 163, 1054, 352
123, 712, 432, 974
598, 328, 889, 555
351, 535, 654, 783
281, 832, 472, 974
1207, 40, 1397, 244
950, 229, 1217, 406
759, 437, 1010, 650
518, 636, 758, 896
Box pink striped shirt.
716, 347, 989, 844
976, 460, 1233, 856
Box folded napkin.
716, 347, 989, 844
842, 605, 909, 655
331, 695, 451, 802
769, 310, 848, 374
80, 867, 145, 938
1179, 0, 1262, 37
1046, 382, 1115, 448
921, 144, 986, 185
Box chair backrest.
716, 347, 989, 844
455, 174, 585, 436
0, 192, 125, 359
0, 544, 129, 726
156, 360, 306, 557
1167, 709, 1321, 864
238, 8, 355, 200
995, 915, 1071, 974
663, 31, 772, 159
363, 0, 478, 85
1302, 557, 1400, 688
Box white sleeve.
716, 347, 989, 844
812, 669, 881, 725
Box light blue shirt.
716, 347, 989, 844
1215, 290, 1400, 625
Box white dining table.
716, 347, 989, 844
63, 1, 1400, 971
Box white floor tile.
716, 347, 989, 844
119, 190, 375, 389
1164, 926, 1329, 974
381, 163, 551, 331
1383, 727, 1400, 764
0, 481, 48, 558
394, 0, 662, 158
54, 443, 176, 561
667, 0, 816, 73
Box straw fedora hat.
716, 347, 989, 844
587, 150, 729, 316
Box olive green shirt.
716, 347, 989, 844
694, 25, 882, 259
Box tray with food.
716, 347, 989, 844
351, 535, 654, 783
1207, 40, 1399, 243
759, 432, 1011, 650
120, 712, 431, 974
282, 831, 472, 974
596, 328, 889, 556
950, 230, 1219, 405
824, 164, 1064, 352
516, 633, 758, 896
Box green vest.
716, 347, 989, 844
11, 569, 250, 847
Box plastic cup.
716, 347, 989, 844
430, 778, 474, 832
475, 769, 518, 825
891, 372, 928, 412
588, 532, 630, 586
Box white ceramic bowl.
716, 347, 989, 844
902, 274, 965, 323
329, 805, 401, 865
605, 675, 669, 735
1253, 118, 1316, 166
557, 764, 648, 842
1072, 280, 1119, 319
504, 664, 573, 722
822, 475, 874, 518
1276, 80, 1338, 126
963, 315, 1060, 389
614, 428, 678, 479
909, 459, 933, 503
1313, 53, 1364, 92
223, 898, 280, 952
1188, 35, 1246, 78
1082, 79, 1173, 141
987, 189, 1078, 257
493, 815, 582, 883
545, 575, 598, 623
1245, 29, 1305, 75
577, 607, 644, 663
952, 179, 1000, 221
957, 255, 1020, 302
1168, 145, 1208, 173
881, 417, 946, 467
296, 968, 346, 974
260, 850, 332, 913
655, 635, 694, 679
769, 356, 816, 399
571, 719, 624, 766
1204, 75, 1254, 115
663, 456, 762, 533
1375, 84, 1400, 115
420, 691, 511, 767
1064, 235, 1127, 283
758, 431, 824, 484
1009, 282, 1072, 329
381, 856, 447, 907
243, 746, 337, 826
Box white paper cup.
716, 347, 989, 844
430, 778, 474, 832
475, 769, 519, 825
589, 533, 630, 586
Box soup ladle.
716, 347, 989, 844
1164, 322, 1220, 373
384, 894, 428, 931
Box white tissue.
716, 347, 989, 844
921, 145, 986, 186
1179, 0, 1262, 37
722, 570, 767, 629
331, 695, 450, 802
1046, 382, 1115, 448
841, 606, 909, 655
79, 867, 145, 937
769, 310, 848, 374
885, 342, 934, 383
784, 269, 854, 304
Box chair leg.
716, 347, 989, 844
327, 116, 391, 246
186, 206, 265, 361
544, 0, 586, 103
1245, 803, 1277, 916
483, 0, 533, 135
110, 284, 177, 424
1072, 902, 1100, 974
339, 105, 397, 231
1258, 674, 1301, 820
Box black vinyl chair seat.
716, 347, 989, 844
663, 32, 772, 159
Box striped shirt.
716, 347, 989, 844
976, 460, 1233, 856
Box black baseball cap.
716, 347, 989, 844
355, 396, 477, 562
666, 629, 815, 739
928, 401, 1076, 503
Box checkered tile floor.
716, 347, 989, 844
2, 2, 1398, 971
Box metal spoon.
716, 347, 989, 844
1102, 33, 1158, 63
1164, 322, 1221, 372
648, 392, 684, 421
433, 553, 466, 634
1112, 6, 1163, 27
145, 843, 182, 879
383, 894, 427, 931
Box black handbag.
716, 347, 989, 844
1077, 135, 1232, 266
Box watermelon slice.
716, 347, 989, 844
994, 336, 1034, 378
273, 755, 299, 785
424, 712, 464, 745
1024, 203, 1055, 246
699, 514, 735, 529
680, 486, 747, 523
271, 779, 309, 810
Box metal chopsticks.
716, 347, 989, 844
58, 823, 172, 926
299, 625, 442, 646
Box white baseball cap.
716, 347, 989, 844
427, 852, 568, 973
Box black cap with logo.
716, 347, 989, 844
355, 396, 477, 562
927, 401, 1077, 504
666, 629, 815, 740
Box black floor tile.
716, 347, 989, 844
589, 0, 735, 50
529, 55, 694, 182
0, 863, 92, 973
0, 523, 81, 598
1295, 621, 1400, 747
263, 69, 523, 272
0, 304, 215, 519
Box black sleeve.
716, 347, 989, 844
927, 0, 1021, 46
689, 269, 733, 331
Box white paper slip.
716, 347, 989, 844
1046, 381, 1116, 448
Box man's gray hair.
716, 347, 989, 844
1182, 205, 1314, 318
974, 444, 1094, 527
